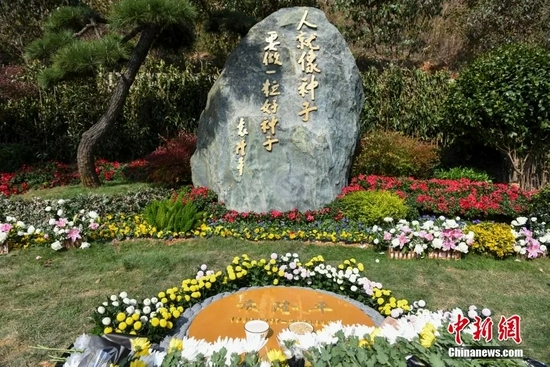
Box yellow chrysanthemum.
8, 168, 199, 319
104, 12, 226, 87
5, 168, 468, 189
370, 328, 381, 343
168, 338, 183, 353
130, 360, 147, 367
266, 349, 286, 363
116, 313, 126, 322
420, 323, 437, 348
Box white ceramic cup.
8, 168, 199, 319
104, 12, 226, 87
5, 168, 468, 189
244, 320, 269, 340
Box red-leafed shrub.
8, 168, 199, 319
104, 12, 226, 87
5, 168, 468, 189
144, 132, 197, 187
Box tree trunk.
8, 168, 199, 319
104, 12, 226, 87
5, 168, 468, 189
77, 25, 159, 187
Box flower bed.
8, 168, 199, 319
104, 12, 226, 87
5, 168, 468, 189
349, 174, 533, 219
91, 254, 407, 342
59, 254, 531, 367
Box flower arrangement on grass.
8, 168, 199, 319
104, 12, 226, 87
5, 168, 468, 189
369, 216, 475, 256
511, 217, 548, 259
44, 199, 100, 250
0, 200, 101, 252
91, 253, 408, 344
66, 306, 528, 367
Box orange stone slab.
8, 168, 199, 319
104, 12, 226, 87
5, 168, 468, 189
187, 287, 375, 352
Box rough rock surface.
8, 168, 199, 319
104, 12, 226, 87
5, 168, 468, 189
191, 7, 363, 213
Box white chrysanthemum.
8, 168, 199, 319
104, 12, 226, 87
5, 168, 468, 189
180, 337, 209, 361
241, 335, 268, 353
97, 306, 105, 314
138, 350, 166, 366
315, 329, 339, 345
295, 332, 319, 351
0, 232, 7, 243
101, 317, 111, 326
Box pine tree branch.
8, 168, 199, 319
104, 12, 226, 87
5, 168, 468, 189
121, 26, 146, 44
73, 16, 106, 39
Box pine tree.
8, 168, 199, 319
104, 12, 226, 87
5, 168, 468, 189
26, 0, 196, 187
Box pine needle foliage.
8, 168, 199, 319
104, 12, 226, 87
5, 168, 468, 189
25, 30, 74, 62
143, 197, 203, 233
110, 0, 197, 30
38, 34, 129, 88
43, 5, 100, 33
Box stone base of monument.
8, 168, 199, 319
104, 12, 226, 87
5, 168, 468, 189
388, 249, 462, 260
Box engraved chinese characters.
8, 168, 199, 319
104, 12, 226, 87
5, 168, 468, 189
261, 32, 281, 153
186, 287, 376, 353
191, 7, 363, 213
296, 10, 320, 123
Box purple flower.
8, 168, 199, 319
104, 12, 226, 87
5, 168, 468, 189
67, 228, 81, 243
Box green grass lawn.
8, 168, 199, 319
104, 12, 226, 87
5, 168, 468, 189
1, 238, 549, 366
14, 180, 157, 200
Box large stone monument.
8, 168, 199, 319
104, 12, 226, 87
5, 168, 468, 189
191, 7, 363, 213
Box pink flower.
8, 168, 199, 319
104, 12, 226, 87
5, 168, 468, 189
56, 218, 68, 228
0, 223, 12, 232
89, 222, 99, 230
67, 228, 81, 243
526, 241, 542, 259
383, 232, 392, 241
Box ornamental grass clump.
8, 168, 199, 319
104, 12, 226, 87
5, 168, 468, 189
338, 190, 408, 225
143, 195, 203, 234
465, 222, 515, 259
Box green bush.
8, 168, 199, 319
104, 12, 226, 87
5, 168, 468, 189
0, 144, 34, 172
143, 196, 202, 233
338, 190, 408, 225
0, 60, 218, 162
466, 222, 515, 259
433, 167, 492, 182
528, 185, 550, 224
444, 42, 550, 190
361, 66, 451, 141
351, 130, 440, 178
